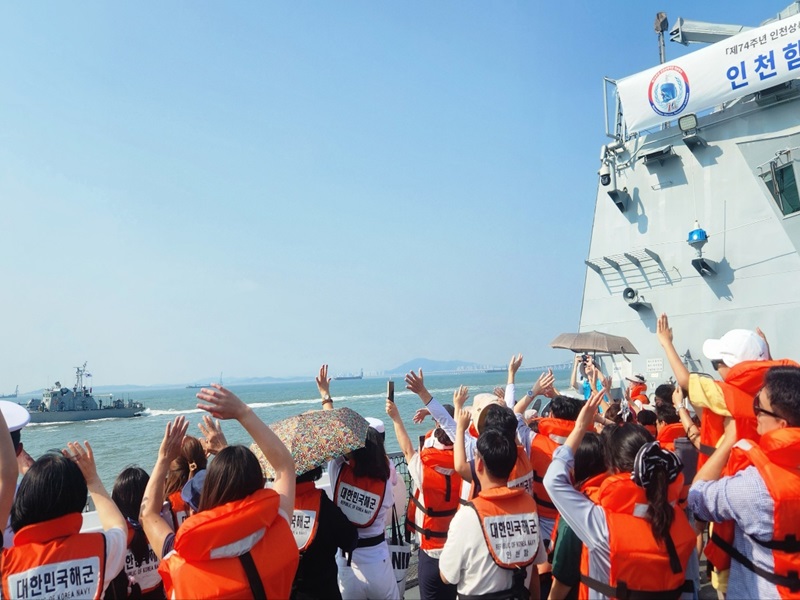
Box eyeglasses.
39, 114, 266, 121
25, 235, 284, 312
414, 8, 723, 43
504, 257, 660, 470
711, 359, 725, 371
753, 391, 785, 421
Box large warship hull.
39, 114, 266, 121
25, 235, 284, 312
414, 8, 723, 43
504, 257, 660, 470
580, 7, 800, 387
28, 407, 143, 424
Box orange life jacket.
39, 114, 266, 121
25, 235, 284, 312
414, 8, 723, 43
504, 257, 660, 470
550, 473, 607, 558
578, 473, 695, 600
159, 488, 299, 600
530, 418, 574, 522
334, 462, 387, 528
122, 521, 163, 595
2, 513, 107, 600
464, 444, 535, 504
698, 359, 799, 467
168, 489, 189, 530
630, 383, 648, 405
704, 428, 800, 597
657, 422, 686, 448
292, 481, 323, 553
405, 446, 462, 551
467, 486, 541, 598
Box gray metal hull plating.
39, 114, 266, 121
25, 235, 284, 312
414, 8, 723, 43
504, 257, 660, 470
580, 89, 800, 384
29, 408, 143, 424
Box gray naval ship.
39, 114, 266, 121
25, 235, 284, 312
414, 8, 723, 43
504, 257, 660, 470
579, 3, 800, 388
25, 362, 145, 423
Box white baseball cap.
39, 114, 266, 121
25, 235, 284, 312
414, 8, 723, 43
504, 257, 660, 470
365, 416, 385, 435
702, 329, 768, 368
0, 400, 31, 432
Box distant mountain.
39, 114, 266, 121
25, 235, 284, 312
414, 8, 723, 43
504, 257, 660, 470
386, 358, 483, 376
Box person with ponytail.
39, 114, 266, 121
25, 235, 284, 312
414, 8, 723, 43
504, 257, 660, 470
543, 390, 696, 599
163, 436, 206, 531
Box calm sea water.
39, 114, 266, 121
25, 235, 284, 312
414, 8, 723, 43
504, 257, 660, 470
21, 370, 572, 490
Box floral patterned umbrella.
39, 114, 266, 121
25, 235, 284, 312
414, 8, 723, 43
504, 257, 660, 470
252, 406, 370, 478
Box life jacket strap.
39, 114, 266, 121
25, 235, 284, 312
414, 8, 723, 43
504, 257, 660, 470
238, 551, 267, 600
532, 493, 557, 511
405, 519, 449, 539
409, 493, 458, 517
753, 533, 800, 553
698, 443, 717, 457
710, 530, 800, 591
458, 566, 528, 600
579, 574, 693, 600
664, 532, 682, 575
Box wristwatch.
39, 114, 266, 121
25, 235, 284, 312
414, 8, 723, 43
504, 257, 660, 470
322, 394, 332, 403
526, 390, 534, 398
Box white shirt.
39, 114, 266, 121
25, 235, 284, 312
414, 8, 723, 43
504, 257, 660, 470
328, 456, 394, 563
439, 499, 547, 596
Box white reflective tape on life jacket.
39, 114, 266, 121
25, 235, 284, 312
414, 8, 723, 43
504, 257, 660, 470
548, 433, 568, 445
507, 471, 534, 495
209, 528, 265, 560
336, 482, 381, 526
481, 512, 540, 568
124, 546, 162, 593
8, 556, 101, 600
291, 509, 318, 551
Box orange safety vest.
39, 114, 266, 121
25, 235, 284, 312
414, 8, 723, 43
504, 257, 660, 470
159, 488, 299, 600
529, 418, 575, 522
122, 521, 163, 595
334, 462, 387, 528
698, 359, 799, 467
578, 473, 695, 600
2, 513, 107, 600
704, 428, 800, 597
464, 444, 534, 504
657, 422, 686, 448
630, 383, 648, 405
292, 482, 323, 553
168, 489, 190, 530
550, 472, 607, 558
466, 487, 541, 599
405, 446, 462, 551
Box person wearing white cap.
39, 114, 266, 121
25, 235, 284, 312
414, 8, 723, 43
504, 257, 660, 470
0, 404, 21, 552
0, 401, 32, 549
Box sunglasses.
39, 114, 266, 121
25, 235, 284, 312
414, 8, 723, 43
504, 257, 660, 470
711, 359, 725, 371
753, 391, 784, 421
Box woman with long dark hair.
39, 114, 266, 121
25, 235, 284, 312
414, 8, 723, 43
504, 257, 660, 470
544, 391, 696, 599
1, 437, 127, 599
109, 467, 165, 599
318, 365, 399, 600
140, 385, 299, 599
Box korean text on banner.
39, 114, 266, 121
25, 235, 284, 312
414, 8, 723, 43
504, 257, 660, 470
617, 17, 800, 133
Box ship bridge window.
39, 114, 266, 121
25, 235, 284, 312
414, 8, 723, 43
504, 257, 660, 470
761, 160, 800, 216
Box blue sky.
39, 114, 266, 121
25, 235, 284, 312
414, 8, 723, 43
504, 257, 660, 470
0, 2, 781, 390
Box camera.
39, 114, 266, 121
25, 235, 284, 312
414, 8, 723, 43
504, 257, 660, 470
599, 162, 611, 186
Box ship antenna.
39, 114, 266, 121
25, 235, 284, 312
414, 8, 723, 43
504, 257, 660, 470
655, 13, 669, 65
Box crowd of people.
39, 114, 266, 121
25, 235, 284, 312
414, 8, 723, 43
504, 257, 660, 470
0, 313, 799, 600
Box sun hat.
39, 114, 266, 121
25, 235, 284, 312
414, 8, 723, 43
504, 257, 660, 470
625, 374, 646, 385
702, 329, 768, 367
180, 469, 207, 512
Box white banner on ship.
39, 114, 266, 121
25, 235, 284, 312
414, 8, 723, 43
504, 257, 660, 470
617, 17, 800, 133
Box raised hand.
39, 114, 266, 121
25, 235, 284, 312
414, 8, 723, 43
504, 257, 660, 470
405, 369, 432, 403
601, 375, 612, 391
386, 399, 400, 422
316, 364, 331, 398
576, 390, 604, 435
412, 407, 430, 424
198, 415, 228, 456
453, 385, 469, 410
64, 441, 101, 487
672, 386, 685, 410
532, 369, 555, 397
493, 387, 506, 400
157, 416, 189, 463
454, 406, 471, 431
196, 385, 248, 421
508, 354, 523, 384
657, 313, 674, 347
